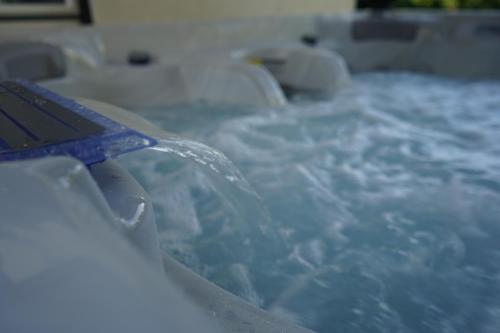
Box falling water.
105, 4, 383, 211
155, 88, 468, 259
120, 134, 286, 305
150, 137, 253, 194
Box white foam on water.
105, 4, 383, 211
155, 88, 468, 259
120, 73, 500, 333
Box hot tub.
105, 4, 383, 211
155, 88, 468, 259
1, 10, 500, 333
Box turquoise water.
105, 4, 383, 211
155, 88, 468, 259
120, 73, 500, 333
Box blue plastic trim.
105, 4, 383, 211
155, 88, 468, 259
0, 80, 157, 166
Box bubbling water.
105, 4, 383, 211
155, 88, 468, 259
120, 73, 500, 333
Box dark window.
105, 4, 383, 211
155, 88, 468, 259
1, 1, 65, 3
0, 0, 92, 24
358, 0, 500, 9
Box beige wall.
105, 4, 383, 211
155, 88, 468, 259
0, 21, 79, 39
91, 0, 354, 24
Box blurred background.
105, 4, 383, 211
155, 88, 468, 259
2, 0, 500, 23
1, 0, 499, 29
0, 0, 352, 26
